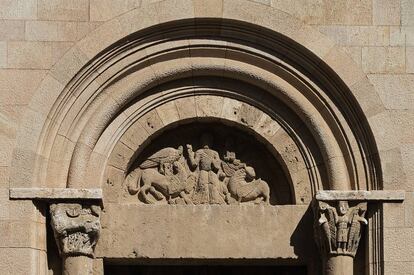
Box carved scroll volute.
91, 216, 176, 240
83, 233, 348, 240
313, 200, 368, 258
50, 203, 101, 257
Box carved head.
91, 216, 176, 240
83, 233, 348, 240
338, 201, 349, 215
177, 145, 183, 154
50, 203, 101, 257
200, 133, 213, 149
245, 166, 256, 179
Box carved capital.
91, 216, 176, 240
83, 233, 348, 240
50, 203, 101, 257
313, 200, 367, 258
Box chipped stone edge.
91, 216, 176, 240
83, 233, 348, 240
9, 188, 102, 200
315, 190, 405, 201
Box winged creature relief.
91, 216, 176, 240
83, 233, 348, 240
314, 200, 367, 257
124, 133, 271, 205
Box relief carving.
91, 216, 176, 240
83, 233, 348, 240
50, 203, 101, 257
125, 133, 270, 205
313, 200, 367, 257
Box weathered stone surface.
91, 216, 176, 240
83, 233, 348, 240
0, 0, 412, 274
125, 133, 271, 205
362, 46, 405, 73
373, 0, 400, 25
96, 204, 315, 259
7, 41, 73, 69
0, 0, 37, 20
313, 200, 367, 257
50, 203, 101, 257
9, 188, 103, 200
38, 0, 89, 21
315, 190, 405, 201
90, 0, 142, 22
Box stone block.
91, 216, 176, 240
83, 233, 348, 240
368, 111, 399, 152
254, 113, 281, 138
0, 41, 6, 68
384, 261, 414, 275
318, 26, 389, 47
195, 95, 223, 118
0, 134, 14, 167
174, 96, 197, 120
323, 47, 365, 87
108, 142, 134, 171
380, 148, 408, 190
0, 248, 47, 274
362, 47, 405, 74
0, 0, 37, 20
350, 76, 385, 118
9, 187, 103, 200
25, 21, 101, 42
389, 110, 414, 144
237, 103, 262, 128
156, 101, 180, 126
401, 0, 414, 26
0, 220, 46, 250
139, 109, 164, 135
78, 19, 124, 59
194, 0, 223, 17
155, 0, 194, 23
322, 0, 372, 25
0, 167, 9, 188
7, 41, 73, 69
90, 0, 142, 22
383, 202, 406, 228
373, 0, 400, 25
38, 0, 89, 21
0, 20, 25, 40
407, 47, 414, 73
270, 0, 325, 25
369, 74, 414, 111
96, 204, 316, 259
401, 145, 414, 190
343, 46, 362, 67
383, 227, 414, 262
0, 69, 47, 106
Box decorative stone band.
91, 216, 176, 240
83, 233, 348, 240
313, 200, 368, 258
9, 188, 102, 200
50, 203, 101, 258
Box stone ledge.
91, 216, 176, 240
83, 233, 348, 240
315, 190, 405, 201
9, 188, 102, 200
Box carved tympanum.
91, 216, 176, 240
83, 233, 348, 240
313, 200, 367, 257
50, 203, 101, 257
125, 133, 270, 205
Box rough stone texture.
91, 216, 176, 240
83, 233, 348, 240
9, 188, 103, 200
0, 0, 412, 274
97, 204, 315, 259
316, 190, 405, 201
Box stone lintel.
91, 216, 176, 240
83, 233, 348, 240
9, 188, 102, 200
315, 190, 405, 202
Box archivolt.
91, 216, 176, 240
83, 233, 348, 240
19, 19, 380, 199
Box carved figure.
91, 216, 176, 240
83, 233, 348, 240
124, 134, 272, 205
126, 160, 195, 204
313, 200, 367, 257
50, 203, 101, 257
187, 133, 226, 204
139, 146, 183, 175
226, 165, 270, 204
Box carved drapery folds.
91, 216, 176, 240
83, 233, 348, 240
124, 133, 271, 205
313, 200, 368, 257
50, 203, 101, 257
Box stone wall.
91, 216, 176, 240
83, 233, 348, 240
0, 0, 413, 274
